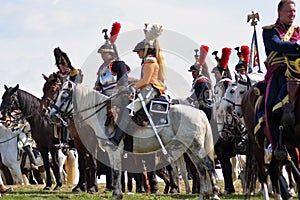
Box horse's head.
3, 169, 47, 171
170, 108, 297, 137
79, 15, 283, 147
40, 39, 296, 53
0, 84, 20, 118
40, 72, 62, 116
217, 83, 237, 118
49, 81, 75, 124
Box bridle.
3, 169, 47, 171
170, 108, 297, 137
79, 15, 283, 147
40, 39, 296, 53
41, 80, 62, 113
52, 88, 74, 119
1, 92, 21, 116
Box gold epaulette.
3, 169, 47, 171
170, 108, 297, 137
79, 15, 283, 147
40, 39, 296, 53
70, 69, 79, 76
144, 57, 157, 63
262, 24, 275, 30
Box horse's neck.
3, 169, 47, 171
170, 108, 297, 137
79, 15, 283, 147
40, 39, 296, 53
18, 90, 40, 116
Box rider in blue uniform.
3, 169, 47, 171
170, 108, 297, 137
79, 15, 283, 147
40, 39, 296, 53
186, 45, 212, 121
262, 0, 300, 158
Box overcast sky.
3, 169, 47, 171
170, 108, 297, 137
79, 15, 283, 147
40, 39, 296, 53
1, 0, 299, 99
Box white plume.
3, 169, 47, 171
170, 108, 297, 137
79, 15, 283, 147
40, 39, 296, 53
145, 24, 163, 43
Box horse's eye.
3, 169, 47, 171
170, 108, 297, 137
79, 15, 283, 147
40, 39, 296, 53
230, 89, 235, 94
239, 91, 245, 94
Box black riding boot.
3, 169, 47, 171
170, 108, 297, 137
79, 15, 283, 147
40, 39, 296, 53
23, 145, 38, 170
109, 127, 124, 146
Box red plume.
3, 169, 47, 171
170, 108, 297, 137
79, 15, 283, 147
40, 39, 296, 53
198, 45, 209, 66
219, 47, 231, 69
109, 22, 121, 43
241, 45, 250, 64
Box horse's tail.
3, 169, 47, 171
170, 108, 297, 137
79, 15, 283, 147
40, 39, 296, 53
204, 116, 215, 162
244, 136, 258, 196
66, 151, 77, 184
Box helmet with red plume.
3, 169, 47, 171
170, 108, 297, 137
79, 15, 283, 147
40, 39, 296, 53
234, 45, 250, 72
211, 47, 232, 79
98, 22, 121, 57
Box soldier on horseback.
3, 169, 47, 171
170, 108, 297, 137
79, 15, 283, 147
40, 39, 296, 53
186, 45, 213, 121
211, 47, 232, 112
261, 0, 300, 159
94, 22, 131, 150
53, 47, 83, 148
231, 46, 250, 151
54, 47, 83, 85
2, 111, 38, 170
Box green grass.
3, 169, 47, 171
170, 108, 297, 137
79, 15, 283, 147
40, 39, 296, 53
0, 181, 289, 199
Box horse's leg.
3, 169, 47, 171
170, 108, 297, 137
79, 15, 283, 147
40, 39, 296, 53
134, 173, 145, 193
184, 153, 200, 194
107, 148, 123, 199
33, 167, 44, 184
40, 149, 52, 190
176, 156, 191, 194
214, 139, 235, 194
269, 159, 286, 200
186, 149, 218, 200
50, 149, 62, 190
121, 171, 125, 192
166, 163, 179, 193
72, 148, 86, 193
86, 152, 98, 194
127, 172, 133, 192
155, 167, 170, 194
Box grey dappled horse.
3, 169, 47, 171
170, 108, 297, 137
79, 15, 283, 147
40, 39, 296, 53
50, 81, 220, 200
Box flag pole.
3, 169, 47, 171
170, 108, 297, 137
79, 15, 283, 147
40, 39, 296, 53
247, 11, 262, 73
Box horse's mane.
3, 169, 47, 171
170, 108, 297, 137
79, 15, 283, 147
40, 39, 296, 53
70, 82, 109, 139
16, 89, 41, 116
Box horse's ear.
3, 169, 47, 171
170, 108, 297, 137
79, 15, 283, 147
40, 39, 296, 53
42, 74, 48, 81
13, 84, 19, 92
4, 85, 8, 91
53, 72, 57, 78
68, 81, 73, 89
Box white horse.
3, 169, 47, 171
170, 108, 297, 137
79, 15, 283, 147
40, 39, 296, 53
0, 125, 23, 184
217, 72, 270, 196
50, 81, 220, 200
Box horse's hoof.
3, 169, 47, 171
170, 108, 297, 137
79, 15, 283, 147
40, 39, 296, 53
112, 193, 123, 199
212, 193, 221, 200
72, 188, 80, 194
169, 188, 179, 194
87, 186, 97, 194
223, 189, 235, 195
53, 185, 61, 191
43, 186, 51, 190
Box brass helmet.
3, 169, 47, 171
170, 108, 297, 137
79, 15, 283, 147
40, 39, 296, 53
97, 29, 114, 54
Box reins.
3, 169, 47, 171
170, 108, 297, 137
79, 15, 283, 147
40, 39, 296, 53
0, 132, 19, 144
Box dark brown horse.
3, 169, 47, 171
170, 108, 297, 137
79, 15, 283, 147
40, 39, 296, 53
40, 72, 99, 193
0, 84, 61, 190
241, 85, 300, 200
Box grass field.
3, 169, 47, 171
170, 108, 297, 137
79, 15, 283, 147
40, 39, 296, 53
0, 180, 282, 200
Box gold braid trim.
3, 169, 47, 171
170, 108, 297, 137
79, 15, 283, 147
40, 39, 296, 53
254, 116, 264, 135
272, 95, 289, 112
